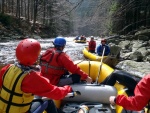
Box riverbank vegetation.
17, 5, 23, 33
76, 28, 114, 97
0, 0, 150, 38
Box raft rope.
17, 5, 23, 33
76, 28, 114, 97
88, 59, 91, 77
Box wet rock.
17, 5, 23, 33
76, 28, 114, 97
138, 35, 149, 41
118, 40, 131, 50
135, 29, 150, 37
109, 43, 121, 58
132, 41, 145, 52
129, 51, 143, 62
116, 60, 150, 78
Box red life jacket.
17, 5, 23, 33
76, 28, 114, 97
89, 41, 96, 50
40, 48, 67, 75
40, 48, 69, 85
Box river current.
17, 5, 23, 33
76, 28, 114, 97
0, 37, 101, 67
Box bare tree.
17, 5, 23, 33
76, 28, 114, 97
2, 0, 5, 13
111, 0, 150, 35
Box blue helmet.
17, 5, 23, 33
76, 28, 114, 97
53, 37, 66, 47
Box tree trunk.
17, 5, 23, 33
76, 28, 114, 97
32, 0, 38, 32
27, 0, 30, 21
43, 0, 46, 24
2, 0, 5, 13
20, 0, 23, 16
11, 0, 14, 14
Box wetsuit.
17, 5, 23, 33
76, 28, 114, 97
101, 70, 141, 94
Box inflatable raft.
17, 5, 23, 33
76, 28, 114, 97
82, 47, 108, 61
73, 60, 142, 113
74, 60, 125, 91
52, 61, 131, 113
74, 39, 86, 43
82, 47, 119, 67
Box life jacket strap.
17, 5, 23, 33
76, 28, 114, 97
2, 85, 22, 96
0, 96, 31, 106
40, 62, 65, 70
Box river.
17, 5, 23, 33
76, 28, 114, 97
0, 37, 101, 67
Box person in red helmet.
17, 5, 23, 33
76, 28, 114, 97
40, 37, 92, 86
97, 39, 110, 56
88, 36, 96, 53
0, 38, 72, 113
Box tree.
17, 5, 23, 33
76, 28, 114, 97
111, 0, 150, 35
2, 0, 5, 13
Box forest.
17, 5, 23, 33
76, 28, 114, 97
0, 0, 150, 37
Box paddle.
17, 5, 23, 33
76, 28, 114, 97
95, 46, 106, 84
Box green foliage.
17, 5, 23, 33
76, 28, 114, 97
107, 1, 120, 34
106, 20, 113, 35
0, 13, 12, 26
109, 2, 119, 15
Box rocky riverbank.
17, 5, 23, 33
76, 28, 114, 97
107, 28, 150, 78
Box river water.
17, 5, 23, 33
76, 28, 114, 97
0, 37, 101, 67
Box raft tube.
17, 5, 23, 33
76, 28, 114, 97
74, 60, 125, 91
63, 84, 117, 104
82, 47, 108, 61
74, 40, 86, 43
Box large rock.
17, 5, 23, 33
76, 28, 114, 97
131, 41, 144, 52
116, 60, 150, 78
135, 29, 150, 37
118, 40, 131, 50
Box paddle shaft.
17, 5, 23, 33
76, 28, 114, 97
95, 46, 106, 84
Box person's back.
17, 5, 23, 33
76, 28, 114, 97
88, 36, 96, 53
97, 39, 110, 56
40, 47, 71, 85
40, 37, 92, 86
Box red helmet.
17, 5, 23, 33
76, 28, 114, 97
101, 39, 106, 43
16, 38, 41, 66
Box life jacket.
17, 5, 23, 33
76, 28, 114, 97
0, 65, 34, 113
89, 41, 96, 50
40, 48, 66, 75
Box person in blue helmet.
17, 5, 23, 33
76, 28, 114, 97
40, 37, 92, 86
97, 39, 110, 56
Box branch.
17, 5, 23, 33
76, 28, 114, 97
117, 18, 150, 33
57, 0, 84, 18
